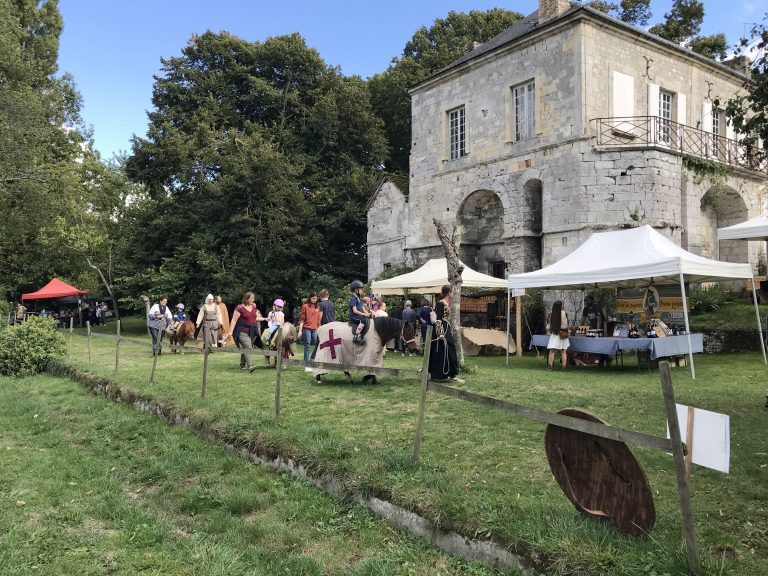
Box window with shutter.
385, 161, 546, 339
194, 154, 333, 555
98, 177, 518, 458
513, 80, 535, 141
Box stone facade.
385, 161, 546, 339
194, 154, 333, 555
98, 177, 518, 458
366, 5, 767, 280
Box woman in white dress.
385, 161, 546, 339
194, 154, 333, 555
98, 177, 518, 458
546, 300, 569, 371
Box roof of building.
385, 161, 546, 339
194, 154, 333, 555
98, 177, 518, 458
413, 5, 745, 93
365, 174, 409, 211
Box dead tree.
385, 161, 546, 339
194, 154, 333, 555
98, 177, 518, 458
433, 218, 464, 367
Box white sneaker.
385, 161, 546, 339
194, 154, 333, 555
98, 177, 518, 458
304, 367, 313, 373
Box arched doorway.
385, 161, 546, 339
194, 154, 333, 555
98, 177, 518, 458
457, 189, 504, 273
700, 185, 748, 263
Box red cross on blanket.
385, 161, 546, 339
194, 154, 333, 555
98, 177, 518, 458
319, 329, 343, 360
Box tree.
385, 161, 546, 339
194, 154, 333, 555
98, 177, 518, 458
433, 218, 464, 368
648, 0, 704, 44
126, 32, 388, 304
0, 0, 89, 299
723, 18, 768, 167
368, 9, 523, 174
687, 33, 729, 60
585, 0, 652, 26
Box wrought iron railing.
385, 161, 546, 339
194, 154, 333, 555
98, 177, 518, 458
594, 116, 767, 175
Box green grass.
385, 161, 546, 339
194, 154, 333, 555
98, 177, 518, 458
688, 301, 768, 332
60, 320, 768, 575
0, 374, 502, 576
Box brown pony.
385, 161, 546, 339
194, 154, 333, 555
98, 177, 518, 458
169, 320, 195, 353
261, 322, 297, 366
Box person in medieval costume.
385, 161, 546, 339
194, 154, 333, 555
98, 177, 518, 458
215, 294, 234, 346
428, 285, 461, 382
196, 294, 223, 349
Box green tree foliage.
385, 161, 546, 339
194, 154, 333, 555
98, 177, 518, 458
723, 18, 768, 167
585, 0, 652, 26
0, 0, 87, 298
126, 32, 388, 304
647, 0, 728, 60
687, 33, 729, 60
368, 9, 523, 174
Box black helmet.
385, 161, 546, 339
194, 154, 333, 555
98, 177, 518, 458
350, 280, 364, 290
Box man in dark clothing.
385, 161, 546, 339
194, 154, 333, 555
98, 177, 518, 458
390, 300, 404, 351
318, 289, 335, 325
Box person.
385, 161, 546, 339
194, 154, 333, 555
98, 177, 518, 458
318, 289, 335, 325
362, 296, 373, 316
227, 292, 266, 372
196, 294, 223, 349
428, 285, 461, 382
374, 301, 388, 318
400, 300, 418, 355
89, 300, 97, 325
581, 295, 603, 331
100, 302, 109, 326
265, 299, 286, 345
546, 300, 569, 371
417, 298, 433, 352
147, 296, 173, 354
298, 292, 322, 364
15, 302, 26, 324
215, 294, 233, 347
348, 280, 370, 345
173, 303, 187, 323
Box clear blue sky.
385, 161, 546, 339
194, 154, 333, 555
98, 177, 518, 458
57, 0, 755, 160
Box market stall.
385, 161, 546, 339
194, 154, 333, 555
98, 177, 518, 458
21, 278, 88, 301
717, 213, 768, 241
507, 225, 766, 378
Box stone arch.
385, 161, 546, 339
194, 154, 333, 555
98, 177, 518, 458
457, 189, 505, 273
700, 185, 748, 263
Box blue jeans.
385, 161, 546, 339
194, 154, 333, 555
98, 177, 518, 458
302, 328, 319, 362
149, 327, 165, 354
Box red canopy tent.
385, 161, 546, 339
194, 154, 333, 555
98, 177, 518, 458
21, 278, 88, 301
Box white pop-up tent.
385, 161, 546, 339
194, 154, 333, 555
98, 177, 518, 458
371, 258, 508, 295
717, 213, 768, 241
506, 225, 767, 378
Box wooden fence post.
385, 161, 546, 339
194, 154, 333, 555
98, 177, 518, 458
149, 326, 160, 385
515, 295, 523, 358
68, 316, 74, 358
201, 324, 209, 398
274, 328, 284, 421
114, 319, 121, 373
659, 361, 701, 576
86, 321, 92, 365
412, 325, 433, 467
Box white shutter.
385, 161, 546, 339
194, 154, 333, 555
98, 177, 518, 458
676, 93, 687, 126
612, 71, 635, 117
701, 100, 712, 133
725, 121, 735, 141
647, 84, 659, 142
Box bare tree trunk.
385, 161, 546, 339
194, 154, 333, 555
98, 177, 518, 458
85, 255, 120, 321
433, 218, 464, 368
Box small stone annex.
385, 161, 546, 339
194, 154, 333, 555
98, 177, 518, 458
366, 0, 768, 280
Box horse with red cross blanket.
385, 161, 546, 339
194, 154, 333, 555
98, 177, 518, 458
312, 317, 405, 384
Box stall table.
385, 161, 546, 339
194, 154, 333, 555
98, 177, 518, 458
529, 334, 704, 365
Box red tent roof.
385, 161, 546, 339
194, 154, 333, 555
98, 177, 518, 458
21, 278, 88, 301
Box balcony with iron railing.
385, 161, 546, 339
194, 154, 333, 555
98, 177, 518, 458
594, 116, 767, 176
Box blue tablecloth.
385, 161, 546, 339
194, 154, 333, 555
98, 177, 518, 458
529, 334, 703, 360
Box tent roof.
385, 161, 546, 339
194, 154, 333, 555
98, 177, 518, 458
507, 225, 753, 290
718, 213, 768, 241
21, 278, 88, 301
371, 258, 508, 295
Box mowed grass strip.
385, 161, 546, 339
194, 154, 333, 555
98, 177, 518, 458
67, 318, 768, 575
0, 374, 502, 576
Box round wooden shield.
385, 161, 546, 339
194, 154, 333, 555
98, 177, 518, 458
545, 408, 655, 537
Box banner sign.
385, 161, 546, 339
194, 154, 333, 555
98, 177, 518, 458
461, 295, 497, 313
616, 286, 686, 322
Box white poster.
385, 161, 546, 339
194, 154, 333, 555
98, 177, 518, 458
667, 404, 730, 474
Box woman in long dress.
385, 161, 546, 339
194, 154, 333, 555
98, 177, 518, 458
196, 294, 223, 349
215, 294, 234, 346
428, 285, 460, 382
546, 300, 569, 370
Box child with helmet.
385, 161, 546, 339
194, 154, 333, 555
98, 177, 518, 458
349, 280, 371, 344
265, 298, 285, 345
173, 303, 186, 323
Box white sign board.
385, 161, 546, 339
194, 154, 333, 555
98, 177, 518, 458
666, 404, 730, 474
509, 288, 526, 297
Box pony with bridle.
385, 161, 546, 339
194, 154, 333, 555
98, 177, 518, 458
261, 322, 297, 367
167, 320, 195, 353
312, 317, 406, 384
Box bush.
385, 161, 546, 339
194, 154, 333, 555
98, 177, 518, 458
0, 300, 9, 326
688, 285, 734, 315
0, 316, 66, 377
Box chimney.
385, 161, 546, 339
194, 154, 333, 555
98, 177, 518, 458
539, 0, 571, 24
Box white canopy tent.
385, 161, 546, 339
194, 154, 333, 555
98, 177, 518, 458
717, 213, 768, 241
506, 225, 767, 378
370, 258, 508, 295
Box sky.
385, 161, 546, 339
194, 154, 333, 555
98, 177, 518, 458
57, 0, 760, 160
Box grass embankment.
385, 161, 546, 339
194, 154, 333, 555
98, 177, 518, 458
0, 374, 500, 575
63, 318, 768, 575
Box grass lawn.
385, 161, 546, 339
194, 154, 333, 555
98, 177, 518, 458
62, 318, 767, 575
0, 374, 502, 575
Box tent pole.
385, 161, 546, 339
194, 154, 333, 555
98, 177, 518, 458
506, 286, 510, 366
750, 277, 767, 364
679, 273, 696, 380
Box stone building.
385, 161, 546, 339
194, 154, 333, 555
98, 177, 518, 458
366, 0, 767, 280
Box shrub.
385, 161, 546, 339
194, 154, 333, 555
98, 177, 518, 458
0, 316, 66, 377
688, 285, 734, 315
0, 300, 9, 326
